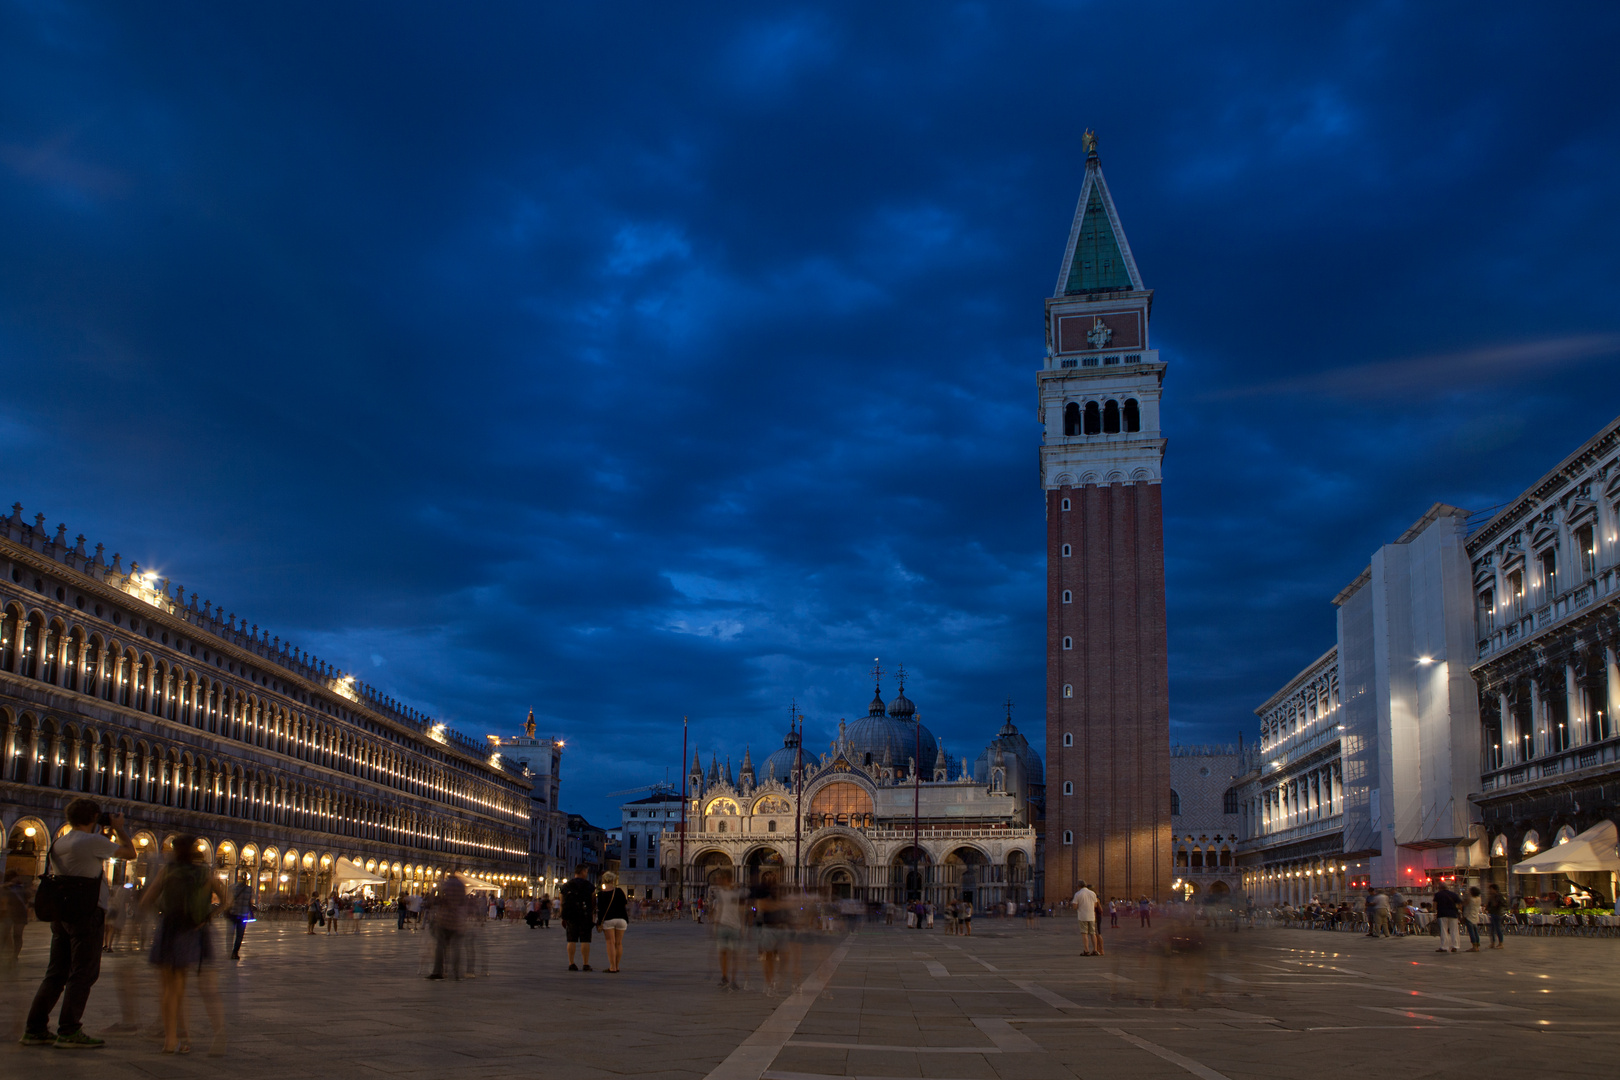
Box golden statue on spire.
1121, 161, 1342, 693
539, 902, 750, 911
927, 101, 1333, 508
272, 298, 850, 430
1082, 129, 1097, 154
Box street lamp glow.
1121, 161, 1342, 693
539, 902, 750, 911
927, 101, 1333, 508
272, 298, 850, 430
1418, 655, 1434, 665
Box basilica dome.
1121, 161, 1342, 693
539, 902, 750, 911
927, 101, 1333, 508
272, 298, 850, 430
973, 713, 1045, 788
761, 728, 803, 785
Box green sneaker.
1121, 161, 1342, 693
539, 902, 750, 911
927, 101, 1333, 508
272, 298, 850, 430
19, 1030, 55, 1047
54, 1029, 105, 1048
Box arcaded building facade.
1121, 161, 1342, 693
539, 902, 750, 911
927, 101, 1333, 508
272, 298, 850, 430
0, 505, 533, 900
1469, 416, 1620, 894
1039, 134, 1172, 902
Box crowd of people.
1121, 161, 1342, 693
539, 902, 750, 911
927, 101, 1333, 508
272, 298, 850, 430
14, 798, 238, 1053
1273, 882, 1616, 942
19, 794, 1606, 1054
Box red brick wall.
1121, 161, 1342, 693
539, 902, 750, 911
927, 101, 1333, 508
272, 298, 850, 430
1043, 481, 1171, 902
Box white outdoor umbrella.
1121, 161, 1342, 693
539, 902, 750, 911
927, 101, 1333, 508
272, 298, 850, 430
1511, 820, 1620, 875
457, 873, 500, 891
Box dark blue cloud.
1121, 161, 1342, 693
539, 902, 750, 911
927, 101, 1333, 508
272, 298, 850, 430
2, 2, 1618, 824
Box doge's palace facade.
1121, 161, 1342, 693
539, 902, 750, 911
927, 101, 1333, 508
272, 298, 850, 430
0, 504, 533, 901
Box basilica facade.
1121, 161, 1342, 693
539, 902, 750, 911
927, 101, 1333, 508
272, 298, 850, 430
662, 677, 1043, 908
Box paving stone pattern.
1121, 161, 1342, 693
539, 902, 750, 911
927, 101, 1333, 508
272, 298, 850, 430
3, 914, 1616, 1079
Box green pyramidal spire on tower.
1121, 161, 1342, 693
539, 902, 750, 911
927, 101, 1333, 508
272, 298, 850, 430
1055, 131, 1143, 299
1064, 184, 1132, 295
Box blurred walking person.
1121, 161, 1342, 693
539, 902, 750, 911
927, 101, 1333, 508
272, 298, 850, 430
2, 869, 29, 970
1463, 886, 1483, 951
596, 871, 629, 973
710, 870, 744, 990
142, 835, 228, 1054
224, 874, 254, 960
559, 865, 595, 971
752, 874, 788, 997
426, 873, 468, 980
23, 800, 136, 1049
1486, 883, 1508, 949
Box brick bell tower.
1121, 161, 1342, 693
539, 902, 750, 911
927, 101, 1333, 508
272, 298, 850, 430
1039, 132, 1171, 903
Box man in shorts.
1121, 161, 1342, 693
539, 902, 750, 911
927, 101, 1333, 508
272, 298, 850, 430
559, 865, 594, 971
1073, 880, 1099, 956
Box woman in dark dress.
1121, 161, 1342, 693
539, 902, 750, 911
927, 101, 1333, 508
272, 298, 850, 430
142, 836, 229, 1054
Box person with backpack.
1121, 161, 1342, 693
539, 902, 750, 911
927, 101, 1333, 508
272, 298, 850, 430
141, 834, 228, 1054
23, 798, 137, 1049
224, 875, 255, 960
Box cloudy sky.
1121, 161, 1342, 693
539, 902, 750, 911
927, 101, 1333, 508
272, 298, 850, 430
3, 3, 1617, 825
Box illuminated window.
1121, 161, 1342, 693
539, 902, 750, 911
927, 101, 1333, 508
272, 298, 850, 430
809, 782, 873, 828
1062, 685, 1073, 699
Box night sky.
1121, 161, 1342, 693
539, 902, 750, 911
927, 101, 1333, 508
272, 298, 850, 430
3, 4, 1618, 827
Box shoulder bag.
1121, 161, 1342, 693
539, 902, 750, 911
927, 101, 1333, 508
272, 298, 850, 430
32, 836, 103, 923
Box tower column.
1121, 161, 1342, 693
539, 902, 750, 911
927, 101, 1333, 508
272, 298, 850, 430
1040, 136, 1170, 902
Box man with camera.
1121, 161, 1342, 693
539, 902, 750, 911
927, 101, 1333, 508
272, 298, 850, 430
22, 799, 136, 1048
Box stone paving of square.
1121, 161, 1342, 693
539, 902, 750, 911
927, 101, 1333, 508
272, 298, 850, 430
2, 913, 1615, 1080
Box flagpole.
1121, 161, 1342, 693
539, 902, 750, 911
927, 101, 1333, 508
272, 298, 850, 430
678, 714, 688, 907
792, 704, 803, 891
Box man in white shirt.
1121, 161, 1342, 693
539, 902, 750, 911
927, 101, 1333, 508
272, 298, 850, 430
24, 798, 136, 1048
1072, 881, 1099, 956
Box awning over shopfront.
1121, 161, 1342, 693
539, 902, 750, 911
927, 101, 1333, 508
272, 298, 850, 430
457, 873, 500, 891
1512, 820, 1620, 875
332, 857, 388, 891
